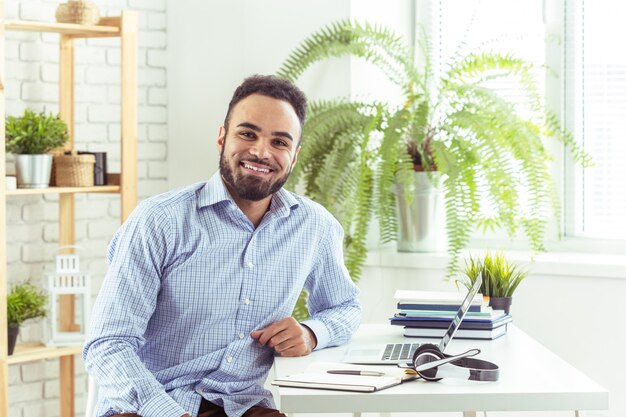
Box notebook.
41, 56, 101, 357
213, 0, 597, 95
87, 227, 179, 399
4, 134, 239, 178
342, 274, 483, 365
271, 361, 418, 392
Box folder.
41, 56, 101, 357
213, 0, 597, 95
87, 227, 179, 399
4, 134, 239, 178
271, 361, 417, 393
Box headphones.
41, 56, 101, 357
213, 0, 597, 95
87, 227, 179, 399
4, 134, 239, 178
411, 343, 500, 382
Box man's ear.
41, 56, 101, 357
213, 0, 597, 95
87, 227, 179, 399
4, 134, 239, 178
290, 145, 301, 170
217, 126, 226, 151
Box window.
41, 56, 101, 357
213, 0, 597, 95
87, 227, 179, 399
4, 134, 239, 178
563, 0, 626, 240
421, 0, 547, 248
421, 0, 626, 252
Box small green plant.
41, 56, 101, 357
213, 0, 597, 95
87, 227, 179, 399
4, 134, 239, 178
460, 251, 528, 298
5, 108, 69, 154
7, 282, 48, 328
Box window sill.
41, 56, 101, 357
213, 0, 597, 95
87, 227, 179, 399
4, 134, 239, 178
365, 245, 626, 280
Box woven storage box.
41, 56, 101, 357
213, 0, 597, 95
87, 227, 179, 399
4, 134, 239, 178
55, 153, 96, 187
56, 0, 100, 26
48, 148, 66, 186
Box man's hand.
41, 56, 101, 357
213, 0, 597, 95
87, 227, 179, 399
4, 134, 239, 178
250, 317, 317, 356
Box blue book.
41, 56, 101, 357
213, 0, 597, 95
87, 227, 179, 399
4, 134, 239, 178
397, 303, 482, 312
390, 313, 512, 330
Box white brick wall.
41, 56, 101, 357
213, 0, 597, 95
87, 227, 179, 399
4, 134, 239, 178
5, 1, 169, 415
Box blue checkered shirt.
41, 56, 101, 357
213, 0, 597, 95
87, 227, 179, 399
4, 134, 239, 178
83, 173, 361, 417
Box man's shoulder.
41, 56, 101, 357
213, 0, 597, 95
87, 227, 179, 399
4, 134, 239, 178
286, 189, 338, 225
134, 182, 206, 218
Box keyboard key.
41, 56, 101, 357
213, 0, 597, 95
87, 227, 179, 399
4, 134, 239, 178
382, 344, 394, 360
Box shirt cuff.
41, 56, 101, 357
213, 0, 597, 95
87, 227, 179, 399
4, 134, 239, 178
300, 319, 330, 350
137, 391, 187, 417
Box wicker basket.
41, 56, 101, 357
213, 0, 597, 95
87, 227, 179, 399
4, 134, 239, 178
48, 148, 66, 186
54, 152, 96, 187
55, 0, 100, 26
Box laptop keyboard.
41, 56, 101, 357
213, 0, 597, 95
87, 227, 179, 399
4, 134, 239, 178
382, 343, 420, 361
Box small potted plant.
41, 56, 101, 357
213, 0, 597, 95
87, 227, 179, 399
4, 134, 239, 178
6, 282, 48, 355
5, 109, 69, 188
460, 251, 528, 314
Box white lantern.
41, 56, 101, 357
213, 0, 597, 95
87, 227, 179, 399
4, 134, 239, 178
45, 246, 91, 346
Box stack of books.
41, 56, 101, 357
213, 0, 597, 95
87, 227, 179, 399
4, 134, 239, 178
390, 289, 512, 340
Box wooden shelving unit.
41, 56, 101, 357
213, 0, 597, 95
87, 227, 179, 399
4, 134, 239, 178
7, 343, 83, 365
0, 12, 138, 417
5, 185, 121, 195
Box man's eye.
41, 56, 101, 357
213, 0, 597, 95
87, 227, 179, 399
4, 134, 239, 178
274, 139, 288, 147
241, 131, 255, 139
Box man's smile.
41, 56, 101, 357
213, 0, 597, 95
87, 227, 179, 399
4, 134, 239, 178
240, 161, 274, 176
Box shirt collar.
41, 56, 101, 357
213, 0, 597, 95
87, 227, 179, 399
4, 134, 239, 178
198, 172, 233, 208
198, 172, 299, 216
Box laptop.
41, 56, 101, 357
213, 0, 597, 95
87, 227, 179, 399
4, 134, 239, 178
343, 273, 483, 365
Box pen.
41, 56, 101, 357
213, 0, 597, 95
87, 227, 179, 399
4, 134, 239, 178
327, 370, 385, 376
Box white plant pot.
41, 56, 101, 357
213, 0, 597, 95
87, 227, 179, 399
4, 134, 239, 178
395, 171, 446, 252
15, 154, 53, 188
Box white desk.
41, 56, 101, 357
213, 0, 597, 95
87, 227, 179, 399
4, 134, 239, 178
272, 324, 607, 416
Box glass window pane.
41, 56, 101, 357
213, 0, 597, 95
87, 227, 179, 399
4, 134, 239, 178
566, 0, 626, 238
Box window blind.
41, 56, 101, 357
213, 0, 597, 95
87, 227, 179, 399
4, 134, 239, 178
565, 0, 626, 239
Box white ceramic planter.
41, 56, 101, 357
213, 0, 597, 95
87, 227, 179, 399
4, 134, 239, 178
15, 154, 53, 188
395, 172, 446, 252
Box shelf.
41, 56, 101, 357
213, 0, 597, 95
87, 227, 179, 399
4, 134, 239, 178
6, 343, 82, 364
5, 185, 121, 195
4, 19, 120, 37
1, 11, 137, 417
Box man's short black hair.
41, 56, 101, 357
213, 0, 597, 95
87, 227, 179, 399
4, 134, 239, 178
224, 75, 308, 140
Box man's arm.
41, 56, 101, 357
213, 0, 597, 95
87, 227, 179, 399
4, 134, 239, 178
83, 203, 188, 417
252, 218, 361, 356
300, 218, 362, 349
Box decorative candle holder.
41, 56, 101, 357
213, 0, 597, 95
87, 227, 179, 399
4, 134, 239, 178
45, 246, 91, 346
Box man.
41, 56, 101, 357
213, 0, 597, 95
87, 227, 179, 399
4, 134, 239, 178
83, 75, 362, 417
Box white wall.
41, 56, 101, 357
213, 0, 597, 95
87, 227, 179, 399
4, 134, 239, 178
349, 0, 415, 105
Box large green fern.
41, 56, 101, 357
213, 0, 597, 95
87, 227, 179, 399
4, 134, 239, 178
280, 20, 590, 320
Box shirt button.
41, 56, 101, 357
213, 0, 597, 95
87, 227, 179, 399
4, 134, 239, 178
244, 298, 250, 305
246, 261, 254, 269
239, 333, 245, 339
227, 356, 233, 363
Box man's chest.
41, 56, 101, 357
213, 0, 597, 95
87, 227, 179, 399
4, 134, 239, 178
156, 222, 320, 324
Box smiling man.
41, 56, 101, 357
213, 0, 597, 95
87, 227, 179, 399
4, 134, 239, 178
83, 75, 362, 417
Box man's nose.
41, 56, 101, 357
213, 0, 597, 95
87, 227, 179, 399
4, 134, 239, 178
249, 139, 272, 159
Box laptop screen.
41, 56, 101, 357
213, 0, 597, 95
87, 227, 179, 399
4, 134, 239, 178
438, 273, 483, 352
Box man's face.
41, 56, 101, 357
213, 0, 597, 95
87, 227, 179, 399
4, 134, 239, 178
218, 94, 301, 202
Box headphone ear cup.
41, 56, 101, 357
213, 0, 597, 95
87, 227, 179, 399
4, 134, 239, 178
412, 344, 444, 382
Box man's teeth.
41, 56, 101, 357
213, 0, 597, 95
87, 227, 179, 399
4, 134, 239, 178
243, 163, 270, 173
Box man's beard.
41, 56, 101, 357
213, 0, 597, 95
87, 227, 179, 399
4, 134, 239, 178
219, 149, 291, 201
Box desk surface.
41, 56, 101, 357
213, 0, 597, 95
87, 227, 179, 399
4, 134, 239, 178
272, 324, 608, 414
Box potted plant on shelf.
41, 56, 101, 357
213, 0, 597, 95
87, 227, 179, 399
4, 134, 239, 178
5, 108, 69, 189
277, 20, 591, 281
460, 251, 528, 314
6, 282, 48, 355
